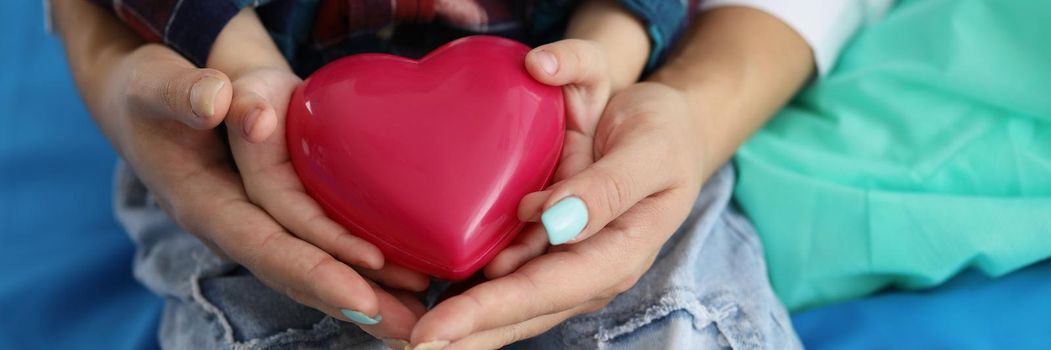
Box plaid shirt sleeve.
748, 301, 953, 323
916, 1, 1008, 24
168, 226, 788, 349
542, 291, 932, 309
90, 0, 700, 71
89, 0, 264, 66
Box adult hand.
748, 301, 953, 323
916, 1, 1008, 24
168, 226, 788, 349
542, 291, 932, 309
409, 80, 706, 349
405, 5, 821, 347
74, 41, 425, 343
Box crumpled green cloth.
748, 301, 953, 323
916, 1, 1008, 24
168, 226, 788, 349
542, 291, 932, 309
734, 0, 1051, 311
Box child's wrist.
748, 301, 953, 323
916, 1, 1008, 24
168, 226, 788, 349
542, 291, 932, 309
206, 7, 291, 80
565, 0, 649, 92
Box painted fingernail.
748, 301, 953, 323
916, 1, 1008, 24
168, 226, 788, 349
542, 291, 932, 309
190, 76, 224, 119
381, 338, 409, 350
541, 196, 588, 245
409, 340, 450, 350
340, 309, 382, 325
243, 107, 262, 138
534, 50, 558, 76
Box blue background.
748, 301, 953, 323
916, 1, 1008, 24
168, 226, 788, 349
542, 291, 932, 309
1, 2, 1049, 349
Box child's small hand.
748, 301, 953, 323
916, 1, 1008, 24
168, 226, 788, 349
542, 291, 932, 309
215, 66, 429, 342
222, 66, 431, 290
201, 8, 431, 342
481, 39, 615, 277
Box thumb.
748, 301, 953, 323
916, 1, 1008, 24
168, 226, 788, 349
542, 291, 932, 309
519, 120, 672, 246
525, 39, 608, 90
224, 69, 301, 143
126, 53, 232, 129
525, 39, 611, 136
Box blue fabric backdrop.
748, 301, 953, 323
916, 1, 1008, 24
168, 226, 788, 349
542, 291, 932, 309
0, 3, 160, 350
1, 1, 1049, 349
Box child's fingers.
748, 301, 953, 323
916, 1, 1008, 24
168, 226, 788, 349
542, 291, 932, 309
525, 40, 610, 136
125, 52, 231, 129
355, 283, 426, 341
228, 89, 278, 143
240, 173, 386, 270
357, 263, 431, 292
483, 224, 549, 278
222, 70, 387, 275
525, 39, 608, 90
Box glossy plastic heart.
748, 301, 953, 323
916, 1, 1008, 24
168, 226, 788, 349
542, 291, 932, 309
287, 36, 565, 280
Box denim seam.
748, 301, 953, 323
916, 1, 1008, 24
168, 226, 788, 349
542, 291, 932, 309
188, 256, 370, 349
188, 256, 240, 347
592, 292, 722, 343
235, 317, 376, 350
720, 207, 763, 254
570, 287, 764, 348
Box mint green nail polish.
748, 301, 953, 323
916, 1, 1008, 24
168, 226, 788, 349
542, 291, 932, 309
341, 309, 382, 325
541, 196, 588, 245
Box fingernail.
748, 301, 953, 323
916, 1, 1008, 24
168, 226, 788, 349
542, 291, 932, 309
541, 196, 588, 245
408, 340, 450, 350
340, 309, 382, 325
381, 338, 409, 350
534, 50, 558, 76
190, 76, 224, 118
243, 107, 262, 138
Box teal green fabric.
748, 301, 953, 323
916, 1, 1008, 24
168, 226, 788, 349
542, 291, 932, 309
734, 0, 1051, 311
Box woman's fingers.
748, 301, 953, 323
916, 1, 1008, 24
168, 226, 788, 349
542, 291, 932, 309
519, 85, 692, 245
410, 241, 619, 346
523, 39, 675, 247
125, 45, 232, 129
357, 284, 428, 340
183, 178, 383, 321
412, 186, 689, 349
521, 134, 669, 245
280, 280, 425, 341
440, 299, 608, 350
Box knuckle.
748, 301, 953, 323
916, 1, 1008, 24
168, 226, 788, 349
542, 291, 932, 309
243, 228, 283, 270
159, 77, 184, 114
562, 39, 602, 60
501, 323, 529, 346
552, 39, 604, 79
507, 273, 550, 315
123, 62, 152, 106
304, 255, 335, 280
591, 167, 633, 220
584, 299, 611, 314
611, 272, 643, 295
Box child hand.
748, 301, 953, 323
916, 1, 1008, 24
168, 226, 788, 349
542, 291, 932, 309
219, 66, 431, 340
482, 39, 615, 277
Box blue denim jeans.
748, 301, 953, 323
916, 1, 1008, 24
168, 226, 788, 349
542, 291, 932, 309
115, 163, 800, 349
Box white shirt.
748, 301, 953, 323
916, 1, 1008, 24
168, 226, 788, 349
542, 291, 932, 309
702, 0, 894, 75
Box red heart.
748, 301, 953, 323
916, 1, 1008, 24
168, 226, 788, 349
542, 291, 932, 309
287, 36, 565, 280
